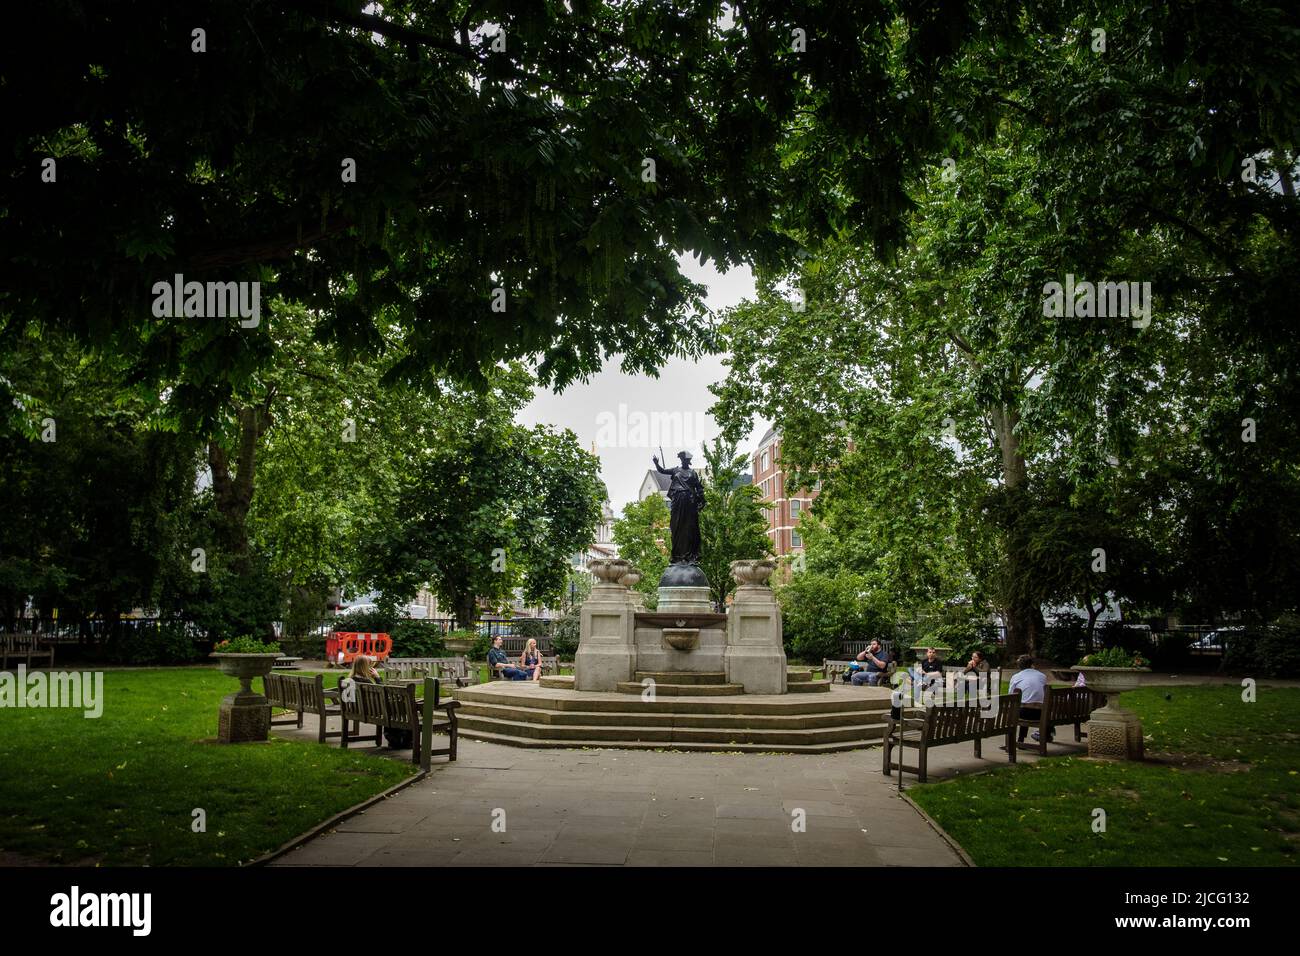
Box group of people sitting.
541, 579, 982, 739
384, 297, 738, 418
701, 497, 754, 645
848, 645, 1072, 747
487, 636, 545, 681
844, 640, 991, 688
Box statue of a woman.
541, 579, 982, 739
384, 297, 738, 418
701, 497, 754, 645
652, 451, 706, 564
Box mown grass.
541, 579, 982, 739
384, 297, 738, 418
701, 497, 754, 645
0, 667, 414, 866
908, 685, 1300, 866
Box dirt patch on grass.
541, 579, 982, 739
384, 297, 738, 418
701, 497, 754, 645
1146, 751, 1252, 772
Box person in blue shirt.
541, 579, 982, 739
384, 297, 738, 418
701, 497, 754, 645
850, 640, 891, 686
487, 635, 531, 680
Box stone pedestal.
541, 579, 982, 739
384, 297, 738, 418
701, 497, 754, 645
724, 560, 786, 695
656, 585, 712, 614
1073, 666, 1149, 760
1087, 704, 1144, 760
574, 559, 637, 692
218, 689, 271, 743
211, 653, 279, 743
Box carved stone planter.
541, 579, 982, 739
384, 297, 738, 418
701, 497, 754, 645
210, 653, 279, 743
1072, 666, 1150, 760
731, 559, 777, 587
591, 558, 633, 585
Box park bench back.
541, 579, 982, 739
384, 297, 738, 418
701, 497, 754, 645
383, 656, 481, 686
883, 692, 1022, 783
339, 678, 460, 765
1, 634, 55, 669
263, 672, 342, 743
1017, 684, 1107, 754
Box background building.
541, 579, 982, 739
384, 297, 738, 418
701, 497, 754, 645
752, 426, 819, 558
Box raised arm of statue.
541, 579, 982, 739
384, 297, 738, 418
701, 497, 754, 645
652, 456, 675, 476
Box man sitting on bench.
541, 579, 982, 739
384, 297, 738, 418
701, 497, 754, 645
1009, 654, 1053, 744
850, 640, 891, 686
487, 635, 531, 681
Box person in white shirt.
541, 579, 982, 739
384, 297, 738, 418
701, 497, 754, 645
1008, 655, 1053, 743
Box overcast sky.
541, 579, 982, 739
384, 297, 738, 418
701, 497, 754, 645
517, 255, 770, 514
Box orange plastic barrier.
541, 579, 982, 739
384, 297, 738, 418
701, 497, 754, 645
326, 632, 392, 665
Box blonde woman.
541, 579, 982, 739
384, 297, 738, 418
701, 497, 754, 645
519, 638, 543, 681
348, 654, 379, 684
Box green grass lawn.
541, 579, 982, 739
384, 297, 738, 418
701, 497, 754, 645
908, 685, 1300, 866
0, 667, 415, 866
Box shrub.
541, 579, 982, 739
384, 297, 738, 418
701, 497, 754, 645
1096, 621, 1154, 658
1222, 614, 1300, 677
514, 618, 552, 639
213, 635, 283, 654
1149, 632, 1192, 671
1077, 646, 1149, 668
389, 620, 447, 658
113, 621, 206, 665
552, 611, 581, 659
465, 630, 493, 660
1039, 625, 1084, 667
777, 571, 889, 663
279, 636, 326, 659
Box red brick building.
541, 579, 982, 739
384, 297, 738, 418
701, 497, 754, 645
752, 427, 819, 558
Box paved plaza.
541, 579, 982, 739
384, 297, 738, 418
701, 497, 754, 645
267, 725, 1087, 867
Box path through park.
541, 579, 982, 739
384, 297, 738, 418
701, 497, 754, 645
267, 736, 986, 867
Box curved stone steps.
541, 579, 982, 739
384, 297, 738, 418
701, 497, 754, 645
456, 723, 891, 754
454, 684, 893, 716
455, 700, 888, 731
633, 671, 727, 684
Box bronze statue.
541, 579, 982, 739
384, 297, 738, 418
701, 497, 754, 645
652, 450, 706, 565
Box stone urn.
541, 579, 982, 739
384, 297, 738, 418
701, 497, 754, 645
1072, 666, 1150, 760
444, 634, 476, 653
591, 557, 633, 585
210, 653, 280, 743
731, 559, 777, 587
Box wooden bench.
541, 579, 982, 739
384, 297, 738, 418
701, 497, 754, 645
1016, 685, 1107, 755
340, 679, 460, 765
1, 634, 56, 670
382, 656, 482, 688
263, 673, 343, 744
883, 692, 1023, 783
487, 654, 561, 680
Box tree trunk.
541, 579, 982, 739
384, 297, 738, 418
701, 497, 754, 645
207, 402, 272, 571
990, 401, 1041, 657
207, 400, 275, 638
1084, 594, 1103, 653
453, 590, 479, 631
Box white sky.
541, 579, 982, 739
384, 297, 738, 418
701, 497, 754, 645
518, 255, 769, 513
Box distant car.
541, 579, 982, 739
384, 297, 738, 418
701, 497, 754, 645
1196, 626, 1243, 649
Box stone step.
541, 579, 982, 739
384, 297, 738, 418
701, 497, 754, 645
454, 685, 894, 716
633, 671, 728, 684
615, 681, 745, 696
786, 670, 814, 683
455, 701, 888, 731
456, 720, 891, 753
786, 679, 833, 694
